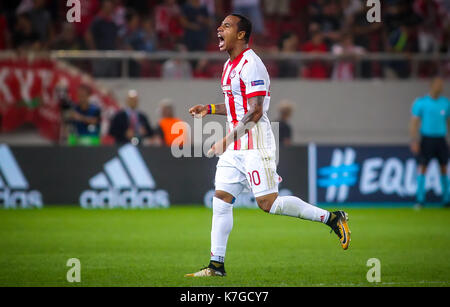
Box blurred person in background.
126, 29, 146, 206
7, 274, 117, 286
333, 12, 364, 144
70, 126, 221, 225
154, 0, 183, 49
278, 32, 301, 78
310, 0, 342, 48
119, 10, 143, 77
351, 3, 383, 50
385, 24, 416, 79
16, 0, 34, 15
162, 45, 193, 79
232, 0, 264, 34
119, 12, 159, 76
301, 30, 329, 79
67, 85, 101, 146
414, 0, 450, 51
157, 99, 189, 148
85, 0, 120, 77
180, 0, 211, 51
12, 13, 41, 51
109, 90, 158, 146
341, 0, 363, 26
350, 3, 384, 78
140, 18, 159, 53
28, 0, 53, 47
200, 0, 217, 21
331, 32, 365, 81
0, 3, 11, 50
85, 0, 118, 50
112, 0, 127, 29
277, 100, 294, 147
193, 58, 213, 78
119, 12, 158, 51
442, 26, 450, 55
413, 0, 448, 77
51, 23, 82, 50
410, 77, 450, 209
264, 0, 290, 19
73, 0, 101, 39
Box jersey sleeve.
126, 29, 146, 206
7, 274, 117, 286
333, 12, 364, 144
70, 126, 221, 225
411, 98, 423, 117
445, 97, 450, 118
240, 60, 269, 99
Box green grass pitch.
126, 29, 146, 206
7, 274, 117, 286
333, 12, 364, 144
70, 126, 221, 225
0, 206, 449, 287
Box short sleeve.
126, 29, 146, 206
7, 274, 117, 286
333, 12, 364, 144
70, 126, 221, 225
445, 97, 450, 118
411, 98, 422, 118
240, 60, 269, 99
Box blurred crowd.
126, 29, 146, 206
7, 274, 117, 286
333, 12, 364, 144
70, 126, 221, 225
0, 0, 449, 79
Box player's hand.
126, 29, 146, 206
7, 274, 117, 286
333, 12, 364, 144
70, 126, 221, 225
410, 140, 420, 155
189, 105, 208, 118
207, 138, 227, 157
126, 128, 135, 140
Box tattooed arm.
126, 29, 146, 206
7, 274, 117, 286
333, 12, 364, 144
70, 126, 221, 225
208, 95, 264, 157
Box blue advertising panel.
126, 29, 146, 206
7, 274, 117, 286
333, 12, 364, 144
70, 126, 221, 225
309, 145, 448, 206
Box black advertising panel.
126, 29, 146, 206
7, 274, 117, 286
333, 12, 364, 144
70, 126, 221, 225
0, 144, 309, 208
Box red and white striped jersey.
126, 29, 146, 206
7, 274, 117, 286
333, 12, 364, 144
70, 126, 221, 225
221, 48, 275, 151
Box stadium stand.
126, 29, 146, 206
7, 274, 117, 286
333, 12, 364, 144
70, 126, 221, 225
0, 0, 448, 78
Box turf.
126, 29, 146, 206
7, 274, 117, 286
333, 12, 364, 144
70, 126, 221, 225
0, 206, 449, 287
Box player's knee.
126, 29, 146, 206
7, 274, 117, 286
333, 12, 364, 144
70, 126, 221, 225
256, 193, 278, 213
214, 190, 234, 204
256, 198, 274, 213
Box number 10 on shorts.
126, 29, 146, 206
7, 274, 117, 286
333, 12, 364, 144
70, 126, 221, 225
248, 171, 261, 186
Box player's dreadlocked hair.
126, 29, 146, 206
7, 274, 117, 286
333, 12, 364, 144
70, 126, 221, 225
231, 14, 252, 43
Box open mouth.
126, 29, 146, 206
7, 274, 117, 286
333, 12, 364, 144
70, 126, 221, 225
218, 34, 225, 48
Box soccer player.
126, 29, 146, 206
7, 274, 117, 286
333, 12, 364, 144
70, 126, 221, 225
410, 77, 450, 209
185, 14, 351, 277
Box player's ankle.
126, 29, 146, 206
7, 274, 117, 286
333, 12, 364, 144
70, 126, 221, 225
326, 212, 337, 227
209, 261, 225, 272
210, 260, 224, 267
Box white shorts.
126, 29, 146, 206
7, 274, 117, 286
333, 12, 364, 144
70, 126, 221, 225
215, 148, 280, 199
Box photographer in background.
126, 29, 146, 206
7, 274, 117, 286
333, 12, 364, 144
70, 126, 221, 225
66, 84, 102, 146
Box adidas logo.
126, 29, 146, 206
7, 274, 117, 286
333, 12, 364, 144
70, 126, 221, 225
0, 145, 43, 208
79, 144, 170, 209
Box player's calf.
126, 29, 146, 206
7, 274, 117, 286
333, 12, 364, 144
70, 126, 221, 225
266, 195, 351, 249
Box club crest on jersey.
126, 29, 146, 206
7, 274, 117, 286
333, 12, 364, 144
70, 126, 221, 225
251, 80, 264, 86
230, 69, 237, 79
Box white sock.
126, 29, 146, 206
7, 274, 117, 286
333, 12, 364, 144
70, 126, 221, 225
269, 196, 330, 223
210, 197, 233, 263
